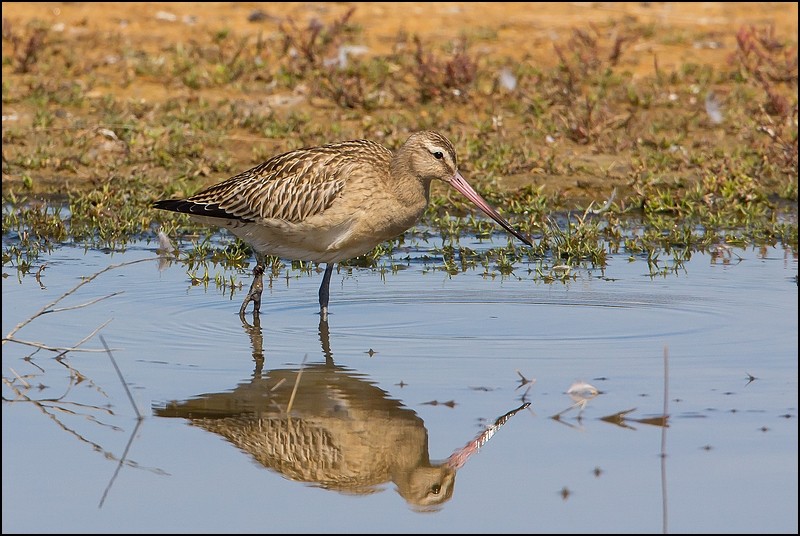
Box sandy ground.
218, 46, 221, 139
4, 1, 796, 96
2, 2, 797, 199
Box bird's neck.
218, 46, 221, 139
389, 154, 431, 209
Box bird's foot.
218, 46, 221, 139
239, 264, 265, 319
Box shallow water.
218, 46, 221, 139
2, 234, 797, 534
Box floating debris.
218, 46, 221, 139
422, 400, 457, 407
567, 380, 599, 398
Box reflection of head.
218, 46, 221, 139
393, 465, 456, 511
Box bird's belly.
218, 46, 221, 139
208, 207, 421, 263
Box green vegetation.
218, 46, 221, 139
2, 9, 797, 289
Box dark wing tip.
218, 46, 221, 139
152, 199, 182, 211
153, 199, 249, 221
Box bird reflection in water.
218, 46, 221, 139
154, 318, 527, 510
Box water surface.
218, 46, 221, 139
2, 236, 797, 533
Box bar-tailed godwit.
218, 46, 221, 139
154, 131, 531, 319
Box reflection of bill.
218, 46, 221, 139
154, 318, 527, 510
445, 403, 530, 471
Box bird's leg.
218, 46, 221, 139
318, 263, 334, 321
239, 253, 265, 319
240, 313, 264, 376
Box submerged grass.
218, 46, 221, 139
2, 5, 797, 286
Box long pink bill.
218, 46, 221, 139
449, 172, 532, 246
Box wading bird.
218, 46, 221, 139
154, 131, 531, 319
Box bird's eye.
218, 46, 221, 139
430, 484, 441, 495
432, 151, 444, 160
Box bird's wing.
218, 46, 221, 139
154, 140, 392, 224
183, 148, 351, 223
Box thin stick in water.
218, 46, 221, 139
100, 335, 142, 420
